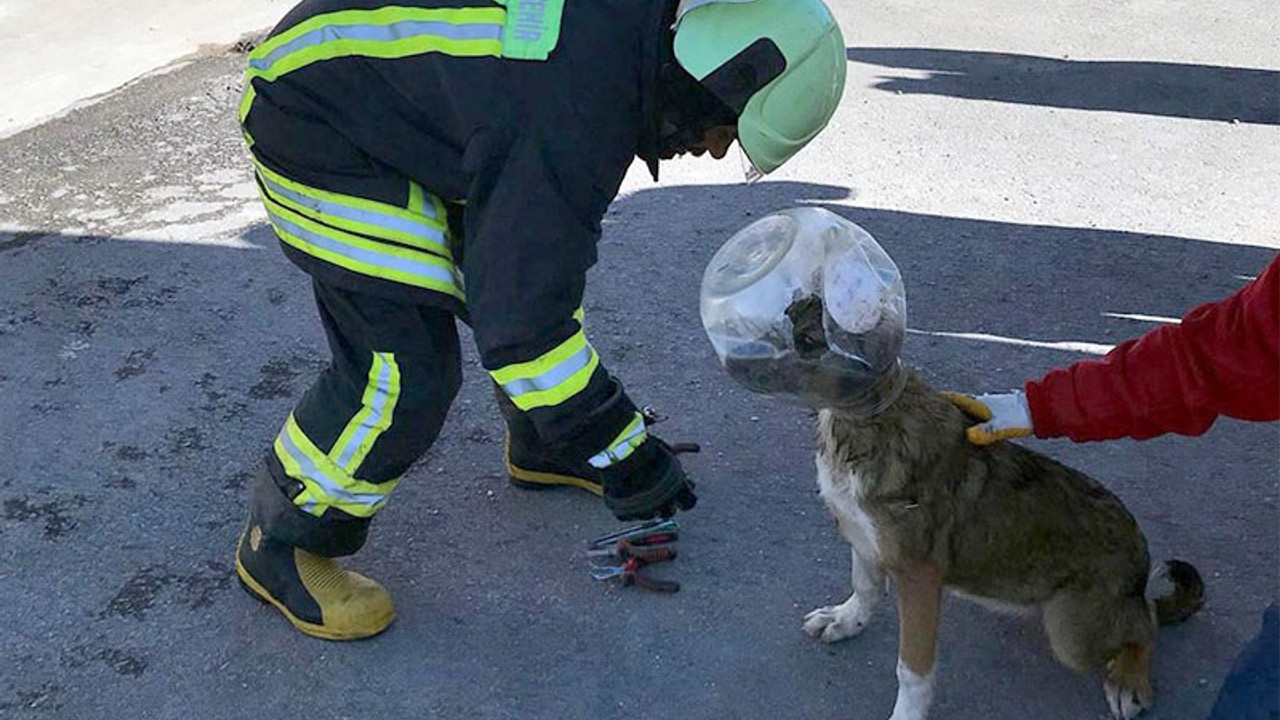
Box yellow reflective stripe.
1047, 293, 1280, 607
490, 325, 601, 411
252, 7, 504, 61
246, 7, 504, 83
491, 310, 597, 410
291, 486, 322, 516
254, 160, 450, 259
407, 181, 427, 218
330, 352, 402, 474
239, 82, 257, 125
490, 330, 586, 386
430, 193, 448, 225
588, 412, 649, 469
506, 352, 598, 410
261, 192, 465, 299
273, 414, 401, 518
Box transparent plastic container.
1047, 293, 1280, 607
699, 206, 907, 413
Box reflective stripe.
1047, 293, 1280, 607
274, 414, 401, 518
406, 181, 440, 221
239, 82, 257, 125
246, 7, 505, 83
588, 412, 648, 469
491, 327, 601, 411
502, 344, 593, 396
331, 352, 401, 473
262, 194, 465, 299
256, 162, 450, 259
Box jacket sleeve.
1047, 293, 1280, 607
459, 125, 642, 460
1025, 255, 1280, 442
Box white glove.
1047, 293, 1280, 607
943, 391, 1033, 445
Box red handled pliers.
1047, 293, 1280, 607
587, 520, 681, 593
588, 538, 680, 593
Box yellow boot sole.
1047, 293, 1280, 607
235, 554, 394, 641
506, 458, 604, 495
504, 430, 603, 496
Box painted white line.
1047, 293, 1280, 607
1102, 312, 1180, 324
907, 328, 1113, 355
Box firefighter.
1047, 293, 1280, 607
234, 0, 848, 640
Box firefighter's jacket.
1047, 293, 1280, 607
241, 0, 672, 465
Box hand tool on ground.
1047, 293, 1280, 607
587, 518, 679, 550
589, 549, 681, 593
586, 519, 682, 592
586, 536, 679, 561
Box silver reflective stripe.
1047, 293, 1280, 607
259, 171, 447, 252
409, 183, 439, 220
588, 415, 648, 469
267, 208, 459, 290
250, 20, 504, 74
501, 344, 594, 398
279, 429, 387, 509
333, 353, 395, 470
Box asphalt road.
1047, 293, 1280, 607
0, 2, 1276, 719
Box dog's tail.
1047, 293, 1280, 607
1150, 559, 1205, 626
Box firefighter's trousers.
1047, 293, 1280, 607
251, 279, 462, 557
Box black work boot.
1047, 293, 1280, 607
235, 474, 394, 640
494, 384, 603, 496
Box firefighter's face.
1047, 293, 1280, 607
662, 125, 737, 160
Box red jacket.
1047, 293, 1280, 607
1026, 255, 1280, 442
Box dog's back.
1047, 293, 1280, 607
819, 369, 1149, 599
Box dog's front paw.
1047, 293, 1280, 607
803, 599, 871, 643
1104, 678, 1152, 720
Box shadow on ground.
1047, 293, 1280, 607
0, 181, 1274, 720
848, 47, 1280, 125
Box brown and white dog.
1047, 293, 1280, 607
802, 368, 1204, 720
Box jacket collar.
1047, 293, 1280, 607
637, 0, 681, 181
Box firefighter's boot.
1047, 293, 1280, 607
235, 519, 394, 641
494, 384, 603, 496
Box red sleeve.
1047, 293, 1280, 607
1025, 255, 1280, 442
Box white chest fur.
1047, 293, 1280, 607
815, 447, 882, 566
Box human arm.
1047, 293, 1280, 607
950, 255, 1280, 444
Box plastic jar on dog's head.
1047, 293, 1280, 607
699, 206, 907, 414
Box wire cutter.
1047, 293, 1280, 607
587, 520, 681, 593
588, 539, 680, 593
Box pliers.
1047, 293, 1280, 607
587, 519, 681, 593
588, 539, 680, 593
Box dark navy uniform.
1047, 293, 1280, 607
241, 0, 681, 554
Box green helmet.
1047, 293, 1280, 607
673, 0, 847, 175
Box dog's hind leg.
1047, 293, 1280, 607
1043, 592, 1156, 719
888, 562, 943, 720
803, 546, 887, 642
1105, 642, 1154, 720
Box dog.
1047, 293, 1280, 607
801, 366, 1204, 720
